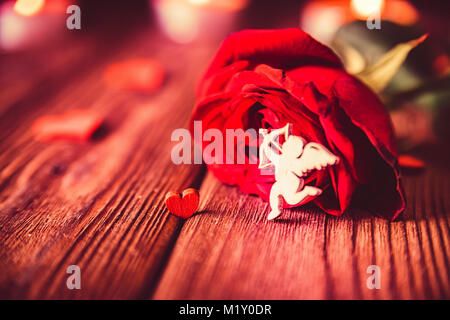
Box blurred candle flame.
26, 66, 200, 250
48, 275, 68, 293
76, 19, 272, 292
13, 0, 45, 17
0, 4, 27, 49
350, 0, 385, 19
154, 0, 247, 44
350, 0, 418, 25
188, 0, 209, 5
301, 0, 419, 44
155, 0, 199, 44
1, 0, 68, 51
187, 0, 247, 11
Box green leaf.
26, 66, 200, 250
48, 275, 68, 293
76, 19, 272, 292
356, 34, 428, 93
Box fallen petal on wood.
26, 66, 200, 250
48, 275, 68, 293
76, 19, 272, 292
398, 154, 425, 170
165, 188, 199, 219
103, 58, 165, 93
32, 109, 103, 142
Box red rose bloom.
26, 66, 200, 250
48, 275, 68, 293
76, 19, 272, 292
191, 28, 405, 220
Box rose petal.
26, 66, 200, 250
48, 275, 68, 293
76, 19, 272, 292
198, 28, 343, 98
332, 78, 405, 220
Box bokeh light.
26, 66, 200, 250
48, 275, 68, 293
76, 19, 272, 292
350, 0, 384, 19
13, 0, 45, 17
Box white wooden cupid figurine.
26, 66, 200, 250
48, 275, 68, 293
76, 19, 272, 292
259, 124, 339, 220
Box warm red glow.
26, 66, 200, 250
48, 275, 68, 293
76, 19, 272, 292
384, 0, 419, 25
398, 155, 425, 170
13, 0, 45, 17
434, 54, 450, 76
103, 59, 165, 93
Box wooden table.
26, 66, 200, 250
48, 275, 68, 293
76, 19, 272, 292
0, 28, 449, 300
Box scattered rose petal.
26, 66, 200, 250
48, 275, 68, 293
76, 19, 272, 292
165, 188, 199, 219
398, 154, 425, 170
103, 58, 165, 93
32, 109, 103, 142
434, 54, 450, 76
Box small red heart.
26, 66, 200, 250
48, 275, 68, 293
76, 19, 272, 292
165, 188, 199, 219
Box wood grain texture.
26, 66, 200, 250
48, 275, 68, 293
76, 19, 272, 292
0, 32, 211, 299
1, 29, 449, 300
154, 161, 450, 299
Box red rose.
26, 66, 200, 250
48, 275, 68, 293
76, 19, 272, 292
191, 28, 405, 220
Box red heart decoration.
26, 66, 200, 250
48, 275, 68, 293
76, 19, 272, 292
32, 109, 103, 142
165, 188, 199, 219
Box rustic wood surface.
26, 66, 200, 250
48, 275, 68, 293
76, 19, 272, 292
154, 163, 450, 299
0, 29, 449, 300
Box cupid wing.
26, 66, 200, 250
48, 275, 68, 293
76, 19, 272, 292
258, 124, 291, 169
294, 142, 339, 176
258, 133, 272, 169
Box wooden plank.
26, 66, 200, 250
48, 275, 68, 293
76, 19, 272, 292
153, 173, 329, 299
0, 33, 213, 298
153, 152, 450, 299
1, 26, 448, 300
